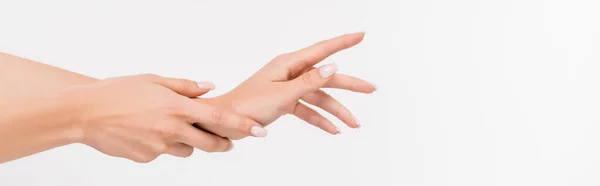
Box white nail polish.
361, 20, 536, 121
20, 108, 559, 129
197, 81, 216, 90
251, 126, 268, 137
318, 63, 338, 78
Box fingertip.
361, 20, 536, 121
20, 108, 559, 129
250, 125, 268, 137
343, 31, 365, 37
225, 141, 234, 152
244, 118, 267, 137
323, 126, 340, 135
354, 32, 366, 39
318, 63, 338, 79
323, 121, 340, 135
196, 81, 216, 90
361, 81, 378, 94
351, 114, 362, 129
345, 32, 366, 44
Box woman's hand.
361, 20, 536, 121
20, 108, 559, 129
198, 32, 376, 140
68, 74, 265, 163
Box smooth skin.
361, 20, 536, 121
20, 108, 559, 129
0, 74, 265, 163
199, 32, 377, 139
0, 32, 374, 163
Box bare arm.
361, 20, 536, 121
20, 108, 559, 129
0, 90, 80, 162
0, 53, 98, 101
0, 54, 263, 163
0, 32, 375, 141
0, 53, 95, 162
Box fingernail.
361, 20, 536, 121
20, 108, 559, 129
366, 81, 378, 91
197, 81, 215, 90
352, 115, 361, 128
318, 63, 338, 79
226, 142, 234, 152
335, 127, 341, 134
251, 126, 268, 137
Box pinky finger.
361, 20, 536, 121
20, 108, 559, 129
292, 102, 340, 135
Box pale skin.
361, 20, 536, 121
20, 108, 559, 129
0, 32, 375, 163
199, 32, 376, 139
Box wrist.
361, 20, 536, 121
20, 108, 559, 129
50, 87, 89, 144
8, 88, 86, 147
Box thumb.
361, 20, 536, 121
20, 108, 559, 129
286, 63, 338, 97
151, 76, 215, 98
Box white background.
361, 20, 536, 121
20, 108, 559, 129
1, 0, 600, 185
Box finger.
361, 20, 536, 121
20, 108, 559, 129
165, 142, 194, 158
292, 102, 340, 135
179, 100, 267, 137
146, 74, 215, 98
301, 90, 360, 128
294, 67, 377, 93
286, 63, 338, 98
324, 73, 378, 93
288, 32, 365, 72
175, 123, 233, 152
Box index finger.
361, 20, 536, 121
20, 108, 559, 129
291, 32, 365, 70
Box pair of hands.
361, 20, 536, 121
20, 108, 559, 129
65, 33, 375, 162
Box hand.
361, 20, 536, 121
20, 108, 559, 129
198, 32, 376, 139
67, 74, 264, 163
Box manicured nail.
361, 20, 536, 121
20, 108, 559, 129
197, 81, 215, 90
251, 126, 268, 137
318, 63, 338, 79
352, 115, 361, 128
335, 127, 341, 134
226, 142, 234, 152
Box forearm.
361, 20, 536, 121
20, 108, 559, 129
0, 91, 81, 163
0, 53, 98, 101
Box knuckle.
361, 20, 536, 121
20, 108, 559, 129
152, 142, 168, 153
210, 109, 225, 125
301, 72, 318, 87
154, 124, 179, 139
237, 119, 252, 132
178, 79, 196, 91
161, 99, 184, 114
